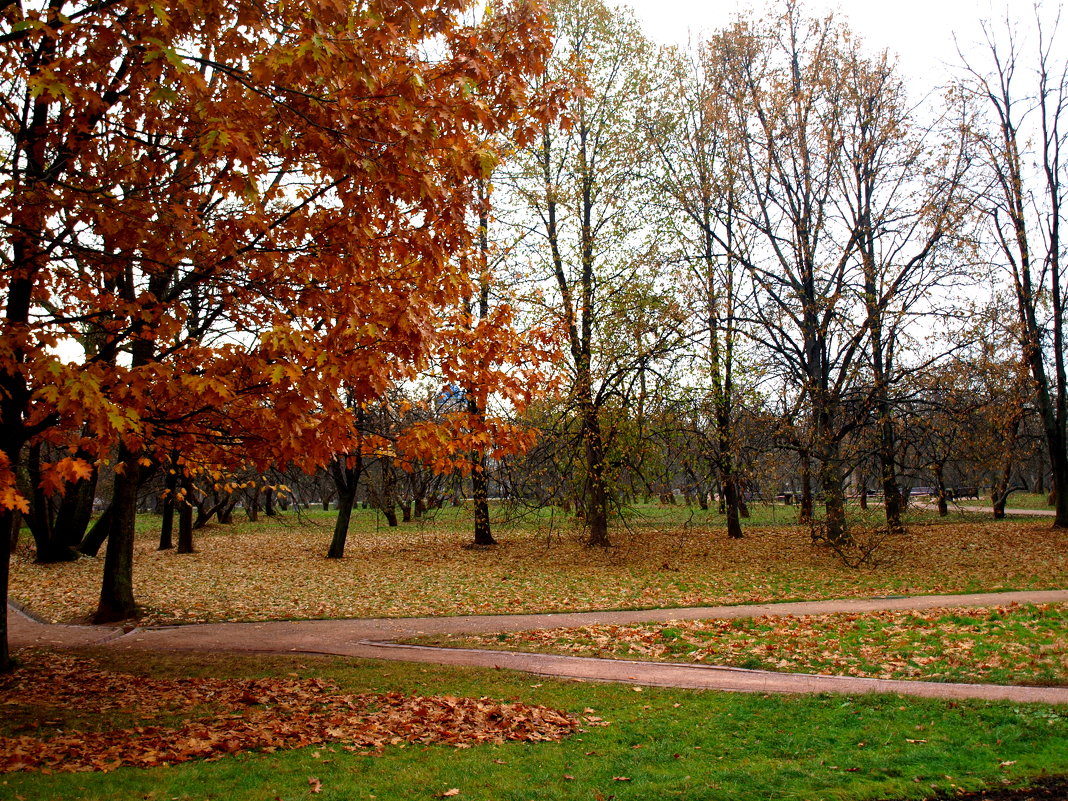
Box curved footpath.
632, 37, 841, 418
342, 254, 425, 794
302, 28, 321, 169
9, 589, 1068, 704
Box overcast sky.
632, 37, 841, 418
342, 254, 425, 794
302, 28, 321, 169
619, 0, 1063, 90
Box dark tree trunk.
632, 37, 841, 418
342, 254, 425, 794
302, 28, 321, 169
722, 472, 743, 539
799, 453, 813, 524
177, 481, 194, 554
26, 444, 79, 563
158, 468, 178, 550
934, 464, 949, 517
246, 487, 259, 522
0, 510, 14, 672
94, 446, 140, 623
821, 455, 850, 546
329, 488, 356, 558
327, 447, 362, 559
78, 505, 113, 557
263, 488, 276, 517
382, 505, 399, 527
471, 451, 496, 546
51, 449, 98, 552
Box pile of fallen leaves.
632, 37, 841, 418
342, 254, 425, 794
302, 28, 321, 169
421, 603, 1068, 686
0, 652, 576, 773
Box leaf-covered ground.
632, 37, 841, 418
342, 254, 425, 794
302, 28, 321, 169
412, 603, 1068, 686
0, 651, 576, 773
10, 512, 1068, 625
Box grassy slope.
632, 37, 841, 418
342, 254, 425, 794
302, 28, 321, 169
2, 651, 1066, 801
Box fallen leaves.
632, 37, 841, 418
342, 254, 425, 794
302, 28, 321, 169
9, 518, 1068, 626
0, 652, 577, 773
421, 603, 1068, 686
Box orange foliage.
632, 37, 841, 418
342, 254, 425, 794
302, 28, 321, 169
0, 0, 561, 506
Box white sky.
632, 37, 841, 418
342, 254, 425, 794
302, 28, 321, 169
620, 0, 1063, 90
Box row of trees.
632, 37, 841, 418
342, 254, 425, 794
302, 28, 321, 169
487, 0, 1067, 545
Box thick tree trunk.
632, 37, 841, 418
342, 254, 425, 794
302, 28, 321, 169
821, 456, 850, 546
582, 401, 611, 547
94, 447, 140, 623
934, 464, 949, 517
878, 415, 904, 533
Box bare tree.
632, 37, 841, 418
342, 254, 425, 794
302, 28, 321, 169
960, 7, 1068, 528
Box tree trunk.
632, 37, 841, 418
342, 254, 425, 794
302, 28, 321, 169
934, 464, 949, 517
722, 471, 743, 539
471, 453, 496, 546
158, 468, 178, 550
263, 487, 276, 517
327, 449, 362, 559
94, 446, 140, 623
821, 457, 850, 546
177, 487, 194, 554
26, 444, 79, 563
329, 487, 356, 558
799, 453, 813, 524
382, 505, 399, 527
0, 510, 14, 672
78, 505, 113, 557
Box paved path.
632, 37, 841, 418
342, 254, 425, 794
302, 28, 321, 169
915, 502, 1057, 517
10, 590, 1068, 704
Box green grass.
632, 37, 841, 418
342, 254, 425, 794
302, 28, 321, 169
414, 603, 1068, 687
1002, 492, 1058, 511
2, 650, 1066, 801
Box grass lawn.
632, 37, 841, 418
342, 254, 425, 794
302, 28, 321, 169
9, 506, 1068, 626
2, 649, 1066, 801
410, 603, 1068, 687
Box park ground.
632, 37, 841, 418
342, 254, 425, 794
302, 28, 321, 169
3, 499, 1068, 800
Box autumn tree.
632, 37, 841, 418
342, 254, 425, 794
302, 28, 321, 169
642, 37, 759, 538
506, 0, 677, 546
0, 0, 554, 669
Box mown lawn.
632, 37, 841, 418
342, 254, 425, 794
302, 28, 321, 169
1, 649, 1066, 801
10, 506, 1068, 625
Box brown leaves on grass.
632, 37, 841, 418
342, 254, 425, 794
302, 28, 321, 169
9, 519, 1068, 626
437, 603, 1068, 685
0, 652, 576, 773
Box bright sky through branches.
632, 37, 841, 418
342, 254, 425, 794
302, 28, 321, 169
620, 0, 1064, 89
